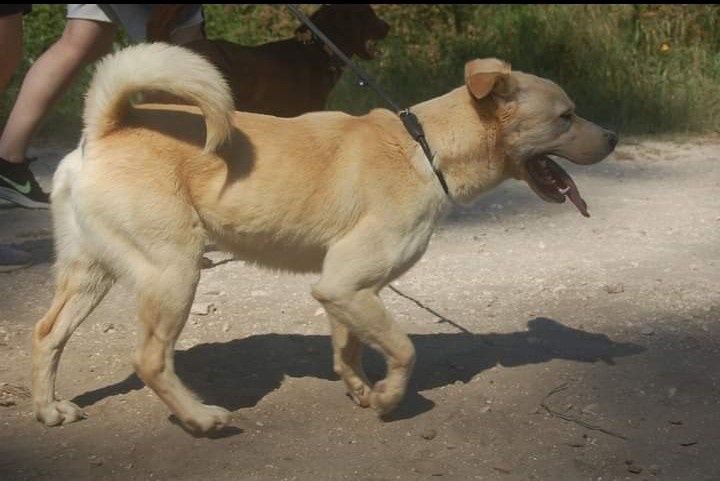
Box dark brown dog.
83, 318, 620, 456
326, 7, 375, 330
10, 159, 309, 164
182, 5, 390, 117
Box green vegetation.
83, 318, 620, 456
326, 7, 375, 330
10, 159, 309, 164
3, 5, 719, 137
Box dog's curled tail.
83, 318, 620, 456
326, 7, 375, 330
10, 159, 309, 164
83, 42, 234, 153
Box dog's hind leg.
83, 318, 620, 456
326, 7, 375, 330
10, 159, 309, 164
313, 225, 418, 416
133, 259, 230, 434
32, 259, 113, 426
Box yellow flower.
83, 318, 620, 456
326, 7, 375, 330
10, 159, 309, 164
660, 42, 671, 53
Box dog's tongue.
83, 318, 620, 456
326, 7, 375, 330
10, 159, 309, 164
566, 180, 589, 217
546, 158, 590, 217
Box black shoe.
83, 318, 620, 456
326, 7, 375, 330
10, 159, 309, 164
0, 157, 50, 209
0, 244, 33, 272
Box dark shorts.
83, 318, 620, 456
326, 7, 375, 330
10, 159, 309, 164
0, 4, 32, 18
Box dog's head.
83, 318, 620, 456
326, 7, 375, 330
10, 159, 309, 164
465, 59, 617, 216
295, 4, 390, 60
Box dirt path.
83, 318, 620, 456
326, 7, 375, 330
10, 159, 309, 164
1, 136, 719, 481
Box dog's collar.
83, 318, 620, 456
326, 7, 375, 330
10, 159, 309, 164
399, 110, 451, 198
288, 6, 451, 201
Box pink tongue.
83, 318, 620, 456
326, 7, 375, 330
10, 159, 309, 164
545, 158, 590, 218
567, 186, 589, 218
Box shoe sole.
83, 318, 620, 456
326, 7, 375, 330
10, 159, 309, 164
0, 187, 50, 209
0, 263, 32, 273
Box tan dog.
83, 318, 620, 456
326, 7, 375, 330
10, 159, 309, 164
32, 44, 616, 434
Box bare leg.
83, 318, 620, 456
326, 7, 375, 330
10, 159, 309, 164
0, 19, 117, 163
0, 13, 23, 97
32, 260, 114, 425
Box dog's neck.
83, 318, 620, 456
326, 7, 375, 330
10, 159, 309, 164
294, 30, 347, 77
412, 87, 508, 204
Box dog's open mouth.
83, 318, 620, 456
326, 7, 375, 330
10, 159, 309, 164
525, 156, 589, 217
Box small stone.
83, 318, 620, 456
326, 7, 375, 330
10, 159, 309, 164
648, 465, 660, 475
492, 466, 511, 475
641, 327, 654, 336
102, 323, 115, 333
604, 283, 624, 294
581, 403, 599, 416
627, 465, 643, 474
314, 308, 325, 317
191, 302, 215, 316
420, 428, 437, 440
222, 322, 230, 333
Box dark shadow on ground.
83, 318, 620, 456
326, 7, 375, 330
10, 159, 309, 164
73, 317, 644, 420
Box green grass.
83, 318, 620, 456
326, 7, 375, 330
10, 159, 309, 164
2, 4, 719, 139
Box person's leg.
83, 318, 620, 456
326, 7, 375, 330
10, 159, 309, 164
0, 19, 117, 164
0, 18, 117, 209
0, 7, 34, 258
169, 23, 205, 45
0, 12, 23, 97
169, 5, 205, 45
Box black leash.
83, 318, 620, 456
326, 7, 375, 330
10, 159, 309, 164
286, 4, 450, 197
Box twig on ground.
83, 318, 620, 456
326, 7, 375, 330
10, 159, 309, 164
540, 383, 628, 440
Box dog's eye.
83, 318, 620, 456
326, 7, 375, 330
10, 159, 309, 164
560, 111, 573, 122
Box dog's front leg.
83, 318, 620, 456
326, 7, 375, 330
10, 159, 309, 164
312, 227, 416, 416
329, 318, 372, 407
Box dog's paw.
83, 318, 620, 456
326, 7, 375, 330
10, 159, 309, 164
346, 383, 371, 408
35, 400, 86, 426
369, 380, 403, 416
182, 404, 231, 434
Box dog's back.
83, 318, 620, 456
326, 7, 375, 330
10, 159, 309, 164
185, 38, 336, 117
182, 4, 390, 117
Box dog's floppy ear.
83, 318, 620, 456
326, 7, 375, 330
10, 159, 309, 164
465, 58, 515, 100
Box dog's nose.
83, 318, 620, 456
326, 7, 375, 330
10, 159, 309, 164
605, 131, 618, 151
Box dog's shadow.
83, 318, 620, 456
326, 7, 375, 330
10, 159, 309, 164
72, 317, 644, 421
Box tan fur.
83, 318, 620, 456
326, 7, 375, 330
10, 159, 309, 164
32, 44, 615, 434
